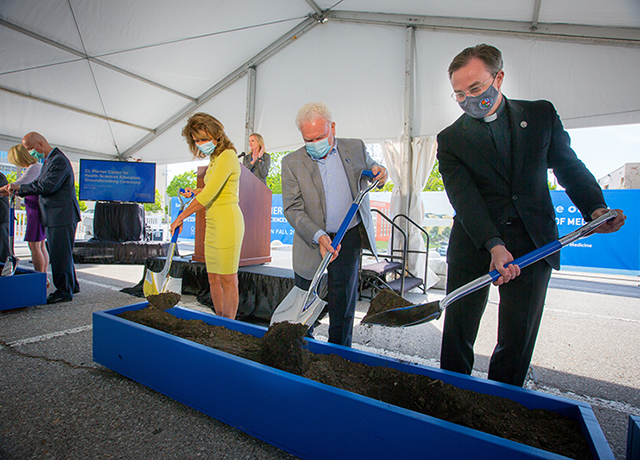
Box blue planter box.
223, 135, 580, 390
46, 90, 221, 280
93, 302, 614, 460
628, 415, 640, 460
0, 264, 47, 310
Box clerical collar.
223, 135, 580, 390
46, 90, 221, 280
483, 97, 505, 123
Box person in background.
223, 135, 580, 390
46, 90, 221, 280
242, 132, 271, 185
437, 44, 626, 387
3, 144, 49, 285
0, 172, 9, 264
4, 132, 81, 304
170, 113, 245, 319
281, 101, 387, 347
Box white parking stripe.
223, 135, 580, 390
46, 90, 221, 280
4, 325, 93, 348
77, 278, 124, 292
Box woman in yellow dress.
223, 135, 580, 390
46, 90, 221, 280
170, 113, 245, 318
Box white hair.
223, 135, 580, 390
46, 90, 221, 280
295, 102, 332, 130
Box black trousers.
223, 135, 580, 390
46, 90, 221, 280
46, 224, 80, 299
295, 224, 362, 347
440, 220, 553, 387
0, 220, 9, 263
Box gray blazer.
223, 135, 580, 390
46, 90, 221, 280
282, 138, 379, 280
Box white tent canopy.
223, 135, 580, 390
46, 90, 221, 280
1, 0, 639, 166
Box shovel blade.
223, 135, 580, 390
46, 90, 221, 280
270, 287, 327, 327
143, 268, 182, 298
361, 300, 442, 327
1, 256, 19, 277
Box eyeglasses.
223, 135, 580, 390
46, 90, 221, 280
451, 75, 496, 103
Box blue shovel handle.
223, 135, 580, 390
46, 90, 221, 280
330, 170, 377, 249
8, 193, 15, 238
331, 203, 358, 250
488, 240, 562, 282
171, 211, 182, 244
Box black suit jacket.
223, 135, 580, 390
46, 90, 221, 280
18, 148, 81, 228
437, 98, 606, 271
0, 172, 8, 224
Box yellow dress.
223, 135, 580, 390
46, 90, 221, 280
195, 149, 245, 274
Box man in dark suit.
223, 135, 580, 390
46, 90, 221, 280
0, 172, 9, 263
437, 44, 626, 387
282, 102, 387, 346
5, 132, 81, 303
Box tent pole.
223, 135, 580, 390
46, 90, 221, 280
401, 26, 415, 220
245, 67, 257, 154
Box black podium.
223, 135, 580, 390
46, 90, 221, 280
74, 201, 172, 264
93, 201, 145, 242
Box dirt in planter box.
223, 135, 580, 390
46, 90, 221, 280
118, 307, 594, 460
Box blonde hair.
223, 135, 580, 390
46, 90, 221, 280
295, 102, 332, 130
8, 144, 36, 168
181, 112, 236, 159
249, 133, 265, 151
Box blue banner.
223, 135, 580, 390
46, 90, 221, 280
551, 190, 639, 275
271, 194, 294, 245
170, 196, 196, 241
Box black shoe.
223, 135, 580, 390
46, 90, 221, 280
47, 293, 72, 304
73, 286, 80, 294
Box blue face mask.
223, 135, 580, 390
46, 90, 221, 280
305, 133, 332, 159
458, 84, 499, 119
29, 149, 45, 160
196, 140, 216, 156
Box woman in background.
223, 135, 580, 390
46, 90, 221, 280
170, 113, 245, 318
242, 132, 271, 185
5, 144, 49, 284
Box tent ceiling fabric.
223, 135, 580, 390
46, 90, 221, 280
1, 0, 639, 165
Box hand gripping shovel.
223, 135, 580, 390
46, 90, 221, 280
270, 171, 380, 327
1, 192, 19, 277
143, 189, 192, 310
362, 209, 619, 327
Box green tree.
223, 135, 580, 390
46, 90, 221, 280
265, 151, 290, 195
167, 171, 197, 197
75, 182, 87, 212
423, 159, 444, 191
144, 189, 163, 212
5, 171, 17, 183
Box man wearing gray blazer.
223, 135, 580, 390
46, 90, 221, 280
7, 132, 81, 304
282, 102, 388, 346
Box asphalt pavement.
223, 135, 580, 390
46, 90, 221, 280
1, 241, 638, 459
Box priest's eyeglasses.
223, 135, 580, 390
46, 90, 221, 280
451, 75, 496, 102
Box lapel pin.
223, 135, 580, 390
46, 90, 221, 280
520, 121, 528, 128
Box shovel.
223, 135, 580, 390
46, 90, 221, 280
1, 192, 19, 277
143, 189, 193, 310
270, 170, 380, 327
362, 209, 619, 327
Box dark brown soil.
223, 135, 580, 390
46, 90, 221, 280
146, 292, 181, 310
362, 289, 441, 326
118, 307, 593, 460
363, 289, 414, 320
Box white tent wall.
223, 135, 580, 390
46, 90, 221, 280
1, 0, 639, 165
133, 76, 249, 164
413, 31, 640, 137
254, 22, 408, 150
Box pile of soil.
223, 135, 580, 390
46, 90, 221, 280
362, 289, 442, 326
118, 307, 593, 460
146, 292, 181, 311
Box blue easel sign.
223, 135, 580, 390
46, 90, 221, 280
170, 196, 196, 241
551, 190, 639, 275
